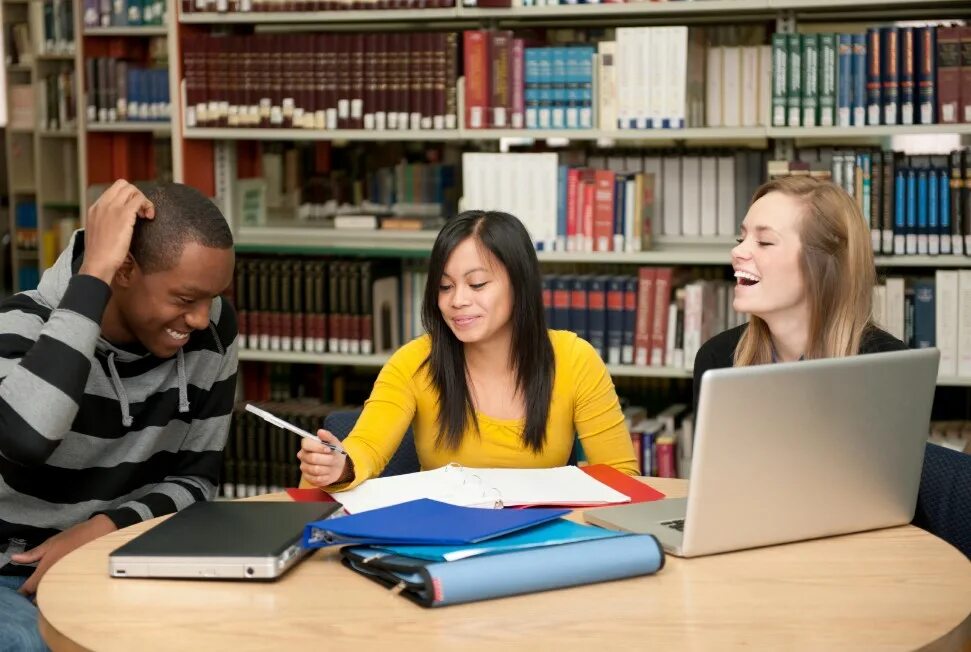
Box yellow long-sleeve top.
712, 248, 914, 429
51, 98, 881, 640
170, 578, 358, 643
332, 329, 639, 491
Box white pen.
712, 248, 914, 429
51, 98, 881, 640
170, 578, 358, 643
244, 404, 347, 456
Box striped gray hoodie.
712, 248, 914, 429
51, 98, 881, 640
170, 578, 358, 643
0, 231, 238, 574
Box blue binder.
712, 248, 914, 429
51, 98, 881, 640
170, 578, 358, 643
341, 534, 665, 607
302, 499, 570, 548
376, 518, 625, 561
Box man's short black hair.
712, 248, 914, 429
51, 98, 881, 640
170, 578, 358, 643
130, 182, 234, 274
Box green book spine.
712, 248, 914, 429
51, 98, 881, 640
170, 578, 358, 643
786, 33, 802, 126
801, 34, 819, 127
771, 33, 788, 126
818, 33, 837, 127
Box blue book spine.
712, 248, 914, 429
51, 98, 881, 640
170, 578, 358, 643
916, 26, 937, 125
622, 276, 638, 365
577, 46, 594, 129
917, 167, 928, 255
899, 27, 915, 125
912, 279, 935, 349
866, 28, 882, 125
894, 168, 906, 254
906, 166, 917, 254
551, 275, 571, 330
837, 35, 853, 127
587, 276, 607, 359
880, 27, 900, 125
570, 276, 589, 343
940, 166, 951, 254
606, 276, 625, 366
851, 34, 866, 126
524, 49, 541, 129
928, 167, 939, 255
550, 47, 567, 129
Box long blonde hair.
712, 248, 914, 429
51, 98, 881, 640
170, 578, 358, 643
735, 176, 876, 366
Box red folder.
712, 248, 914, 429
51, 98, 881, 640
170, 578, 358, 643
580, 464, 666, 504
285, 488, 337, 503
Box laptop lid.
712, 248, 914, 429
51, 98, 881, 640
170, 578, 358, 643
109, 501, 342, 580
681, 347, 939, 557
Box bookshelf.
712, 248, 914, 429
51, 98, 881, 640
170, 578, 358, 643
2, 0, 84, 292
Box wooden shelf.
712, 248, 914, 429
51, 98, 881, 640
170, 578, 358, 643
178, 0, 970, 25
185, 124, 971, 143
83, 26, 167, 36
86, 121, 172, 134
35, 52, 75, 61
874, 255, 971, 268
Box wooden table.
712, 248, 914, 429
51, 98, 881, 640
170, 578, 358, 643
36, 478, 971, 652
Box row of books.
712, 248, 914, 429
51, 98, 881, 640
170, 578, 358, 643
872, 271, 971, 378
543, 270, 746, 370
40, 0, 74, 55
462, 150, 765, 250
82, 0, 167, 27
38, 70, 78, 132
771, 26, 971, 128
622, 404, 691, 479
769, 148, 971, 256
183, 32, 459, 131
14, 203, 38, 251
84, 59, 171, 123
221, 402, 313, 498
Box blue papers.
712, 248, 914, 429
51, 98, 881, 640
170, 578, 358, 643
303, 499, 570, 548
375, 518, 624, 561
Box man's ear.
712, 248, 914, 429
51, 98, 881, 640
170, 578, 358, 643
114, 254, 138, 288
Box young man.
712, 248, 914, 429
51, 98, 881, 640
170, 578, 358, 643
0, 180, 238, 650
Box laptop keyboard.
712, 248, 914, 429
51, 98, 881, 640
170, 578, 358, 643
660, 519, 685, 532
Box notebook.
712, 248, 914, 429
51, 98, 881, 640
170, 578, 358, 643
303, 499, 570, 547
332, 463, 631, 514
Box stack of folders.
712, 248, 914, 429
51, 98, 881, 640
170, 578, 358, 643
303, 499, 665, 607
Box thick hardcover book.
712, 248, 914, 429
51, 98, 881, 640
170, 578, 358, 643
936, 27, 961, 124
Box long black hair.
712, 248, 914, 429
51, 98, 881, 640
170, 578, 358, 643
421, 210, 555, 453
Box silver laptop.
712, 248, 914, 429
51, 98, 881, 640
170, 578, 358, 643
585, 348, 939, 557
109, 501, 342, 579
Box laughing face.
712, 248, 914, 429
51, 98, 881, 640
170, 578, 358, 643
114, 241, 235, 358
437, 236, 513, 347
732, 191, 809, 322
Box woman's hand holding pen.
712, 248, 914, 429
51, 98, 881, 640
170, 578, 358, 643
298, 430, 351, 488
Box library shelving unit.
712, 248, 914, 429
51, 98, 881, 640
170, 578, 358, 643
170, 0, 971, 391
79, 0, 179, 217
2, 0, 84, 292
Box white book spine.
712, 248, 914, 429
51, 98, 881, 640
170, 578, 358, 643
958, 270, 971, 377
700, 157, 718, 236
671, 27, 688, 128
741, 46, 760, 127
716, 156, 736, 236
680, 157, 702, 236
871, 284, 887, 331
683, 283, 703, 370
884, 277, 906, 343
758, 45, 772, 127
722, 46, 742, 127
936, 271, 959, 378
662, 156, 682, 237
706, 46, 723, 127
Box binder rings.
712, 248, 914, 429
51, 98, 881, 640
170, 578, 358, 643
340, 533, 665, 607
302, 499, 570, 547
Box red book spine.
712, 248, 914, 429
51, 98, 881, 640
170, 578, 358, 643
655, 438, 677, 478
650, 267, 672, 366
961, 27, 971, 123
352, 33, 365, 129
490, 30, 510, 128
364, 33, 378, 130
463, 30, 489, 129
937, 27, 961, 124
592, 169, 615, 252
511, 38, 524, 129
566, 168, 579, 250
634, 267, 656, 366
581, 175, 595, 253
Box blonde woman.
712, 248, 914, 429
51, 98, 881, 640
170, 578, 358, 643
693, 176, 906, 410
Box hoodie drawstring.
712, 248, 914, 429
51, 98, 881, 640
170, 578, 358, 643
176, 348, 190, 415
107, 352, 133, 428
107, 349, 191, 428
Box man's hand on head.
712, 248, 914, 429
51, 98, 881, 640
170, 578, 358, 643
11, 514, 117, 596
79, 179, 156, 285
